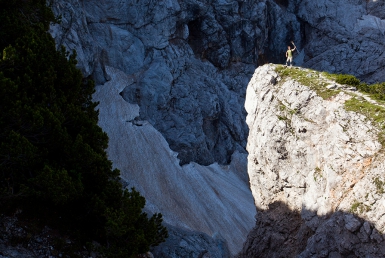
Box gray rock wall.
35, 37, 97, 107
50, 0, 270, 166
50, 0, 261, 255
292, 0, 385, 83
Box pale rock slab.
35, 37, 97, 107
93, 66, 256, 256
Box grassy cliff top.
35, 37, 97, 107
275, 64, 385, 148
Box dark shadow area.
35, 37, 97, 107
151, 223, 230, 258
237, 201, 385, 258
187, 18, 206, 59
265, 0, 291, 64
273, 0, 289, 9
258, 53, 269, 66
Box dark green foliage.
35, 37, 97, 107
0, 0, 167, 256
373, 177, 385, 194
335, 74, 360, 86
358, 82, 385, 101
335, 73, 385, 101
103, 189, 168, 257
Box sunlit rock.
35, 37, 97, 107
241, 64, 385, 257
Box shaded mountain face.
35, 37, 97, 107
50, 1, 261, 255
51, 0, 269, 166
48, 0, 299, 166
91, 66, 256, 257
50, 0, 385, 166
292, 0, 385, 84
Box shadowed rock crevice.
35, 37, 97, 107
264, 0, 302, 64
273, 0, 289, 9
238, 202, 385, 258
238, 202, 314, 258
152, 224, 231, 258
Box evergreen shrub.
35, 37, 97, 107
0, 0, 167, 256
335, 74, 360, 86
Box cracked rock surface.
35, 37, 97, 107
292, 0, 385, 83
49, 0, 385, 166
240, 64, 385, 257
50, 0, 270, 166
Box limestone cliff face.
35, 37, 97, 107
241, 64, 385, 257
49, 0, 261, 255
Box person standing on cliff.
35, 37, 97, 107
285, 44, 296, 66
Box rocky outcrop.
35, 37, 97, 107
241, 63, 385, 257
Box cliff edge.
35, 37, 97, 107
241, 64, 385, 257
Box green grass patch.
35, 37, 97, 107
321, 72, 360, 86
373, 177, 385, 194
350, 200, 371, 214
357, 82, 385, 102
336, 74, 360, 86
278, 102, 298, 116
313, 167, 323, 181
322, 72, 385, 102
275, 65, 385, 148
279, 104, 286, 112
321, 71, 336, 80
344, 98, 385, 146
275, 65, 339, 100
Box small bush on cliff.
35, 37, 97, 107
335, 74, 360, 86
357, 82, 385, 101
329, 73, 385, 101
0, 0, 167, 256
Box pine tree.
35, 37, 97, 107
0, 0, 167, 256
